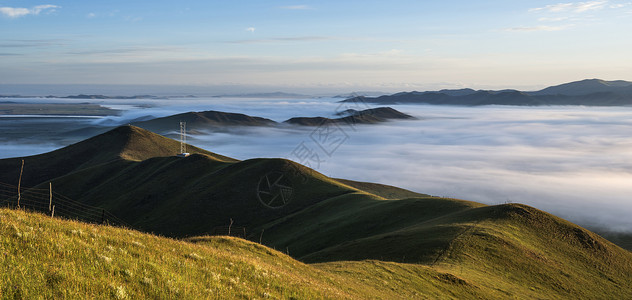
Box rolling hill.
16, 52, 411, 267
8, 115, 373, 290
132, 110, 277, 133
128, 107, 414, 133
1, 208, 493, 299
8, 207, 630, 299
1, 125, 632, 298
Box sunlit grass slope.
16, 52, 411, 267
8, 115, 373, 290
0, 208, 504, 299
2, 126, 632, 299
2, 208, 632, 299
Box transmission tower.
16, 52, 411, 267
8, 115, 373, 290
178, 121, 190, 157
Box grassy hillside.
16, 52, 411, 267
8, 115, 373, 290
2, 125, 632, 298
0, 126, 234, 188
0, 208, 497, 299
2, 208, 632, 299
38, 155, 361, 237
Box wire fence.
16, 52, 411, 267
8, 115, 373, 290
0, 181, 132, 229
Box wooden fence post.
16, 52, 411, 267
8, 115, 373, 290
17, 160, 24, 208
228, 218, 233, 236
51, 205, 55, 218
49, 182, 53, 212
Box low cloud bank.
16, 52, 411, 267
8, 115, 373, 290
2, 98, 632, 231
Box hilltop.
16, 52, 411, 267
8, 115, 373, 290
0, 126, 234, 188
1, 125, 632, 298
132, 110, 277, 133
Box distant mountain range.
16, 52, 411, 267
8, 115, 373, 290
342, 79, 632, 106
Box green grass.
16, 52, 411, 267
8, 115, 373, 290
0, 208, 349, 299
0, 208, 501, 299
3, 125, 632, 298
2, 207, 632, 299
0, 126, 234, 188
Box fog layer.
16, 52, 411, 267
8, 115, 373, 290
2, 98, 632, 231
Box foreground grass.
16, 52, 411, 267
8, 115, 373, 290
1, 208, 347, 299
2, 206, 632, 299
1, 208, 498, 299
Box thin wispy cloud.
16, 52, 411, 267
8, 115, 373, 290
504, 25, 571, 32
0, 39, 66, 48
245, 27, 256, 33
228, 36, 337, 44
510, 1, 616, 33
530, 1, 608, 13
280, 5, 313, 10
65, 46, 186, 56
0, 4, 59, 18
538, 16, 570, 22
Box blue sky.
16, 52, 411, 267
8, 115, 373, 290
1, 0, 631, 91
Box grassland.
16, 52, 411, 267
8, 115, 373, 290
0, 208, 500, 299
2, 207, 632, 299
2, 125, 632, 298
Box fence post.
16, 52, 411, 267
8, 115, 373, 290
259, 229, 264, 244
51, 205, 55, 218
49, 182, 53, 212
17, 159, 24, 208
228, 218, 233, 236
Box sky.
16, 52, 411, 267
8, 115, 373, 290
1, 0, 632, 92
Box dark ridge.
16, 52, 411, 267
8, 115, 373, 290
132, 110, 277, 133
342, 79, 632, 106
284, 107, 415, 126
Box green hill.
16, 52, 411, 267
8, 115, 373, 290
2, 125, 632, 298
0, 126, 234, 188
0, 208, 483, 299
2, 206, 632, 299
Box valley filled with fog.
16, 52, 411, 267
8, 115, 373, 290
2, 97, 632, 232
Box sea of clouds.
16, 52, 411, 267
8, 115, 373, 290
2, 97, 632, 232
